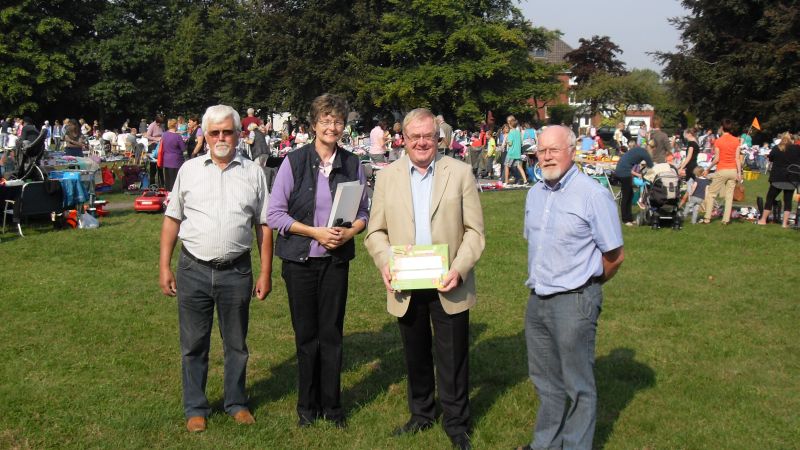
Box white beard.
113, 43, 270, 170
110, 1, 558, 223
212, 142, 231, 158
541, 166, 564, 181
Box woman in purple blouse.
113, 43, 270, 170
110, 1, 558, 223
161, 118, 186, 191
266, 93, 369, 428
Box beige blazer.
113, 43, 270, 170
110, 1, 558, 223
365, 154, 485, 317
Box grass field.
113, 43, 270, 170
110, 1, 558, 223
1, 177, 798, 449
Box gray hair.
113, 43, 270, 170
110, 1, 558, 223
247, 107, 255, 115
404, 108, 440, 138
542, 125, 577, 149
202, 105, 241, 133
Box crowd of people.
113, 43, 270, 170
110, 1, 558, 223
3, 109, 798, 231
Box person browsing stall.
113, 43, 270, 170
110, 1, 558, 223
159, 104, 273, 433
519, 125, 624, 450
267, 93, 369, 429
701, 118, 742, 224
161, 119, 186, 191
365, 108, 485, 450
615, 144, 654, 226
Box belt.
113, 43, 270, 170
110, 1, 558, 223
533, 276, 603, 299
181, 247, 250, 270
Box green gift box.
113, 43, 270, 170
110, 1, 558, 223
389, 244, 449, 291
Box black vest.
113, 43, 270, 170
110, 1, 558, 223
275, 143, 362, 263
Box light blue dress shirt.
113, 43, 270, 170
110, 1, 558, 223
524, 165, 623, 296
409, 159, 435, 245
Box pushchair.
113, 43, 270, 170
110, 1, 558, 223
637, 163, 683, 230
121, 164, 146, 193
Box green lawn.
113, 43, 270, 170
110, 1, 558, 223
1, 178, 798, 449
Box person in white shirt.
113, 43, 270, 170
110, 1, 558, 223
159, 104, 272, 433
293, 124, 310, 146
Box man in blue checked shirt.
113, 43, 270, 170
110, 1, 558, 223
518, 125, 624, 450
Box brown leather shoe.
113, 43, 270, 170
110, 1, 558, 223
186, 416, 206, 433
233, 409, 255, 425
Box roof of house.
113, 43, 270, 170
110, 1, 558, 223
531, 37, 573, 65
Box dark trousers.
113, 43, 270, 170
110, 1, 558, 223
468, 147, 483, 174
619, 176, 634, 222
149, 161, 165, 187
764, 184, 794, 212
164, 167, 179, 191
282, 258, 349, 420
397, 290, 470, 436
176, 251, 252, 418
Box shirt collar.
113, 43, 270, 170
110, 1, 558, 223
202, 152, 244, 168
320, 149, 337, 177
408, 155, 437, 176
541, 163, 578, 192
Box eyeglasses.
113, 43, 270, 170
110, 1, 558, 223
207, 129, 235, 138
317, 119, 345, 128
405, 134, 437, 144
535, 147, 565, 157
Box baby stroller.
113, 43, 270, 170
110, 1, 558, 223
637, 163, 683, 230
121, 164, 145, 193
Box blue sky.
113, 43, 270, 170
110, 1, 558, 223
520, 0, 690, 72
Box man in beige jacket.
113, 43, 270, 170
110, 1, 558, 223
365, 108, 485, 450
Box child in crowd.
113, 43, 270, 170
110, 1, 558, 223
485, 131, 497, 179
176, 116, 189, 141
279, 132, 292, 151
682, 167, 709, 224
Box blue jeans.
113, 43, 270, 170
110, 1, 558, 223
176, 250, 253, 418
525, 282, 602, 450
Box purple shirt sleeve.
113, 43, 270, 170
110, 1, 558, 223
266, 157, 297, 235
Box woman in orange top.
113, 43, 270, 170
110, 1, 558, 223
701, 118, 742, 224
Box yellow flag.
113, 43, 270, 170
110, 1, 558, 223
751, 117, 761, 130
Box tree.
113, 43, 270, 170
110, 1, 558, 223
575, 69, 679, 124
564, 35, 627, 119
657, 1, 800, 134
356, 0, 562, 126
81, 0, 190, 124
564, 35, 627, 85
547, 104, 575, 126
0, 0, 101, 116
247, 0, 377, 120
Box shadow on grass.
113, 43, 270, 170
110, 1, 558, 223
246, 321, 408, 419
595, 347, 655, 449
244, 320, 492, 424
470, 329, 527, 423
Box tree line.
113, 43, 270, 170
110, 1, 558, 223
0, 0, 563, 129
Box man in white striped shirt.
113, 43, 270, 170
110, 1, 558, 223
159, 104, 273, 433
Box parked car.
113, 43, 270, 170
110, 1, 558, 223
596, 126, 632, 149
625, 119, 647, 137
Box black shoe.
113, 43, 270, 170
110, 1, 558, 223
391, 419, 434, 436
449, 432, 472, 450
297, 412, 319, 428
515, 445, 533, 450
